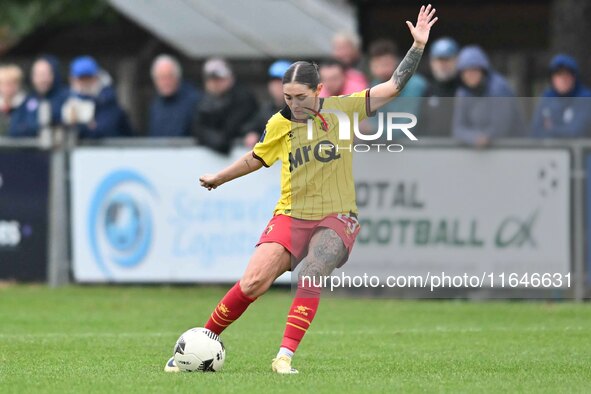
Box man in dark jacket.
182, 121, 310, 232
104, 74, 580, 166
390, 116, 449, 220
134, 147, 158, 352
530, 54, 591, 138
452, 46, 525, 147
62, 56, 133, 139
419, 37, 460, 136
193, 58, 258, 154
242, 60, 291, 148
148, 54, 202, 137
10, 55, 69, 137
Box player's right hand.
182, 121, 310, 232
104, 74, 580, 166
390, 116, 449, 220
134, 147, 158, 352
406, 4, 438, 48
199, 174, 221, 191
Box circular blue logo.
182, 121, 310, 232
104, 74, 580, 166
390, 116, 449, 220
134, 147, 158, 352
88, 170, 157, 277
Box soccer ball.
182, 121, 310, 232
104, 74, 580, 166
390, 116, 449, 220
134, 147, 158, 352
173, 327, 225, 372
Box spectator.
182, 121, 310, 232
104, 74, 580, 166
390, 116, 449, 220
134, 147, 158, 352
366, 39, 427, 138
319, 31, 368, 97
530, 54, 591, 138
148, 54, 202, 137
10, 55, 69, 137
193, 58, 258, 154
319, 60, 348, 97
419, 37, 461, 136
62, 56, 133, 139
0, 65, 27, 137
452, 46, 524, 147
242, 60, 290, 148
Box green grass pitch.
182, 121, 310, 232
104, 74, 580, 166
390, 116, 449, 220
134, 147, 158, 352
1, 285, 590, 393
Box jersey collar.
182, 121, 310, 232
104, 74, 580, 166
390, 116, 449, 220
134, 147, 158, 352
280, 98, 325, 123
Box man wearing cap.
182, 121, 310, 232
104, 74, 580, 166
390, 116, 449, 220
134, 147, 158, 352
148, 54, 202, 137
62, 55, 133, 139
418, 37, 461, 136
530, 54, 591, 138
452, 45, 524, 147
242, 60, 291, 148
193, 58, 258, 154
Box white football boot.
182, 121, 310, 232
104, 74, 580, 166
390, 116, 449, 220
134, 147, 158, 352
271, 355, 299, 374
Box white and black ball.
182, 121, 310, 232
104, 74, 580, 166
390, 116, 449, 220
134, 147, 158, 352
173, 327, 225, 372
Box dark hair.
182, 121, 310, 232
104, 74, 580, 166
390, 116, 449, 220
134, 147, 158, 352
282, 61, 320, 90
368, 39, 399, 59
319, 59, 346, 72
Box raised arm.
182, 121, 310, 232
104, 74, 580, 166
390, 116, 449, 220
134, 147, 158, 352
199, 150, 263, 190
369, 5, 437, 112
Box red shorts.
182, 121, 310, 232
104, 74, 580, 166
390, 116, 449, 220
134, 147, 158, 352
256, 213, 361, 268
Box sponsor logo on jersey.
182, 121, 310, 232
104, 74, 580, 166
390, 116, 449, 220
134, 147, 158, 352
288, 139, 341, 172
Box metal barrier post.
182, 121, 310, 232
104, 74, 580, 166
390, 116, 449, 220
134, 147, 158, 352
47, 128, 70, 287
572, 145, 586, 301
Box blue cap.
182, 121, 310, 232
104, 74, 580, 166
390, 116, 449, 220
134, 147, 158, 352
549, 54, 579, 76
430, 37, 460, 59
268, 60, 291, 79
70, 56, 99, 77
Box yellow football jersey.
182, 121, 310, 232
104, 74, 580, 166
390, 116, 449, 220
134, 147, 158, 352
252, 89, 372, 220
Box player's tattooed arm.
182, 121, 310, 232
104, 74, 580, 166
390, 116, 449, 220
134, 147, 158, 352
391, 46, 424, 93
368, 5, 437, 111
199, 150, 263, 191
298, 228, 347, 279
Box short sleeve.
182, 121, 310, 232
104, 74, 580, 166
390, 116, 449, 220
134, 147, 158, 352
337, 89, 373, 121
252, 121, 283, 167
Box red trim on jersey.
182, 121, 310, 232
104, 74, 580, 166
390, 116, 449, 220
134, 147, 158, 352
365, 88, 375, 117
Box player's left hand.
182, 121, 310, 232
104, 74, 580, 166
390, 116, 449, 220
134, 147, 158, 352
406, 4, 438, 48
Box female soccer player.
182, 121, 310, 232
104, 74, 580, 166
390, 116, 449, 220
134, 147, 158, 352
166, 5, 437, 374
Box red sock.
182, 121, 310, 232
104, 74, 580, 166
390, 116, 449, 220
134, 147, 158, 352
280, 282, 322, 353
204, 281, 256, 335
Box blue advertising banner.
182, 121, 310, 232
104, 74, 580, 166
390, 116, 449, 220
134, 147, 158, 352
0, 149, 50, 281
71, 147, 285, 283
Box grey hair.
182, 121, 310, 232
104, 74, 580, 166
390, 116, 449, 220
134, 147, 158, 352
332, 30, 361, 51
151, 54, 182, 79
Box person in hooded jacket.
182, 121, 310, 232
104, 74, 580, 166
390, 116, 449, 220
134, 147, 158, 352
9, 55, 69, 137
62, 56, 133, 139
452, 45, 525, 148
530, 54, 591, 138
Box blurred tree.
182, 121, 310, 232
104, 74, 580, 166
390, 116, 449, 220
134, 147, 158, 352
551, 0, 591, 84
0, 0, 116, 53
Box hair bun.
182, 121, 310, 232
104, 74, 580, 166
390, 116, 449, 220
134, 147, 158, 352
282, 60, 320, 91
